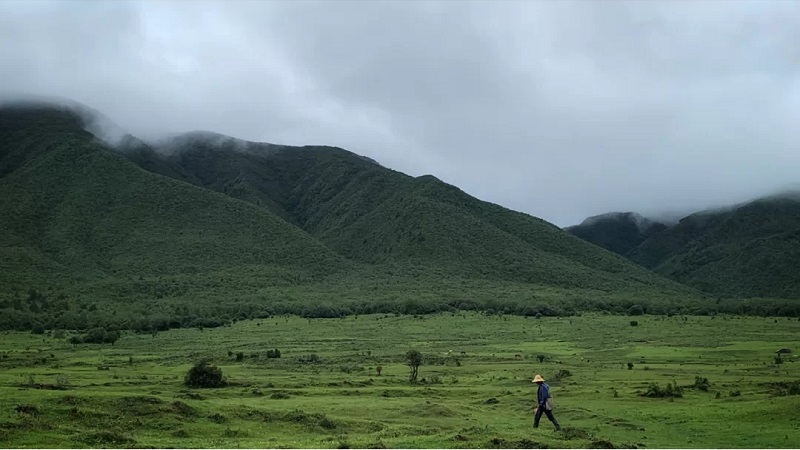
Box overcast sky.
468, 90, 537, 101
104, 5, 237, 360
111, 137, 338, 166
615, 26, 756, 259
2, 0, 799, 226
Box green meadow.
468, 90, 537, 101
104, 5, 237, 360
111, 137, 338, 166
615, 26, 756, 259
1, 313, 799, 449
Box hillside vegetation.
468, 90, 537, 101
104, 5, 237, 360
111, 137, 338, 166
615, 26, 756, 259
126, 135, 690, 293
8, 101, 799, 331
565, 212, 667, 256
569, 196, 800, 299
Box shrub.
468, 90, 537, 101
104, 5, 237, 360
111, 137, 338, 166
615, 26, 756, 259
769, 381, 800, 396
266, 349, 281, 359
729, 390, 741, 397
235, 352, 244, 361
536, 354, 546, 363
641, 382, 683, 398
627, 362, 634, 370
184, 359, 226, 388
55, 374, 70, 389
628, 305, 644, 316
552, 369, 573, 381
630, 320, 639, 327
692, 376, 710, 391
298, 354, 321, 364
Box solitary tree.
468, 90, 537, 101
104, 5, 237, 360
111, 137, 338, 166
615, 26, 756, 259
185, 359, 226, 388
405, 350, 422, 383
376, 365, 383, 376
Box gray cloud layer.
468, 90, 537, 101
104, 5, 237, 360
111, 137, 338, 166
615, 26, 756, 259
2, 0, 799, 226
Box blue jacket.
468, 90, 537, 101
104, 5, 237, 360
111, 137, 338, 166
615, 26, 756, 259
537, 382, 550, 408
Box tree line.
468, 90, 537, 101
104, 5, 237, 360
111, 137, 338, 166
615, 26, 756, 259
0, 288, 799, 332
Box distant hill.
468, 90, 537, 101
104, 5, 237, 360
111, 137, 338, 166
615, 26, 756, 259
569, 195, 800, 299
565, 212, 667, 256
0, 101, 706, 330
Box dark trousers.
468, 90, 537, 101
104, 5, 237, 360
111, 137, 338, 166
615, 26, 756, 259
534, 407, 560, 430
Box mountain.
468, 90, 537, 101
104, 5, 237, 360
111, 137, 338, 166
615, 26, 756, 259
565, 212, 667, 256
120, 130, 692, 293
0, 101, 700, 330
569, 195, 800, 299
0, 104, 351, 319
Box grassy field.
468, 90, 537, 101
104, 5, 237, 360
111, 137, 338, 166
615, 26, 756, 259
1, 313, 799, 448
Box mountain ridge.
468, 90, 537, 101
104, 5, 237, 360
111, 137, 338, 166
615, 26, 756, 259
15, 100, 800, 331
569, 195, 800, 298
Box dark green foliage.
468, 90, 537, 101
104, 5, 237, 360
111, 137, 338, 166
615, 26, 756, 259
630, 320, 639, 327
769, 381, 800, 396
265, 348, 281, 358
5, 102, 800, 334
566, 212, 667, 256
297, 354, 321, 364
124, 122, 695, 295
692, 376, 710, 391
235, 352, 244, 361
0, 103, 707, 332
79, 431, 135, 446
184, 359, 226, 388
630, 197, 800, 298
552, 369, 573, 381
15, 404, 39, 415
627, 362, 634, 370
80, 327, 120, 345
774, 354, 784, 365
208, 412, 227, 423
641, 382, 683, 398
405, 349, 423, 383
627, 305, 644, 316
536, 354, 547, 363
570, 196, 800, 299
729, 390, 742, 397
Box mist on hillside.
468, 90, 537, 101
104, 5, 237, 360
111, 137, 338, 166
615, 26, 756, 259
2, 1, 799, 227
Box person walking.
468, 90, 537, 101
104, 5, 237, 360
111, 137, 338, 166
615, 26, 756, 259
532, 374, 561, 431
